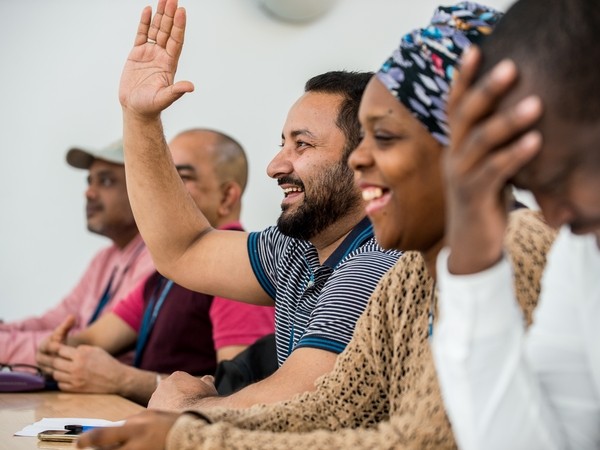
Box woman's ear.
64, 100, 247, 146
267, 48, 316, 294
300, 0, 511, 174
218, 181, 242, 217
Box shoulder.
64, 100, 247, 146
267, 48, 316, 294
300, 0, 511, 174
505, 208, 558, 325
248, 226, 304, 251
338, 237, 402, 269
372, 252, 428, 297
505, 208, 557, 262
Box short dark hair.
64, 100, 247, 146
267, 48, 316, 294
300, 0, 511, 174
479, 0, 600, 123
304, 70, 373, 159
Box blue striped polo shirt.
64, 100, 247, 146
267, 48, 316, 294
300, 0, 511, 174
247, 217, 401, 366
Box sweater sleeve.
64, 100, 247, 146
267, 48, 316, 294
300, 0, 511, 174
175, 267, 396, 432
167, 413, 442, 450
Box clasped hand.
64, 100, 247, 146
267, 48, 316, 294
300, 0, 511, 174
149, 371, 218, 411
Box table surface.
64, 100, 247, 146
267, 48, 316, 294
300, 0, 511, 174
0, 391, 145, 450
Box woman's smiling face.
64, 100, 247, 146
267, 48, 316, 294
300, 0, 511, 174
349, 76, 446, 252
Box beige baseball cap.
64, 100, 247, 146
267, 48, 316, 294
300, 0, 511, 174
66, 139, 124, 169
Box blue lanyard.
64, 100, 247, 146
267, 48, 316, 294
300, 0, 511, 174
428, 281, 437, 339
88, 241, 146, 325
134, 277, 174, 367
88, 268, 117, 325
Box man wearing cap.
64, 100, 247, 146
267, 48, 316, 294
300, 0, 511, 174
0, 141, 155, 366
35, 129, 276, 405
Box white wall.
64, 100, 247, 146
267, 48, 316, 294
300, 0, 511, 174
0, 0, 512, 321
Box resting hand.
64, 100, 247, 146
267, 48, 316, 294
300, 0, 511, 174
119, 0, 194, 119
148, 371, 217, 412
51, 345, 125, 394
77, 409, 180, 450
36, 315, 76, 375
443, 47, 543, 275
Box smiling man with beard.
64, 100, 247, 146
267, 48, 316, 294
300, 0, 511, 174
144, 71, 401, 411
107, 0, 400, 412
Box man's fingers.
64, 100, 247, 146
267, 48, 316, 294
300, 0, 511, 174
56, 344, 77, 360
171, 80, 194, 96
450, 59, 519, 153
52, 315, 77, 342
470, 130, 542, 194
134, 6, 153, 47
154, 81, 194, 109
46, 340, 62, 354
36, 352, 55, 371
201, 374, 214, 383
156, 0, 177, 48
148, 0, 167, 42
77, 425, 130, 448
166, 6, 186, 60
36, 339, 63, 372
51, 354, 75, 375
453, 95, 543, 172
448, 46, 481, 117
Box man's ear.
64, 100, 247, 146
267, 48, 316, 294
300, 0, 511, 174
218, 181, 242, 216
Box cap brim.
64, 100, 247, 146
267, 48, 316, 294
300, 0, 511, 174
66, 148, 95, 169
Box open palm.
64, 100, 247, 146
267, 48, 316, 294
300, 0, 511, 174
119, 0, 194, 118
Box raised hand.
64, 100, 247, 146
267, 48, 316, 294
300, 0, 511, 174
36, 314, 76, 375
443, 47, 543, 275
77, 409, 181, 450
148, 371, 217, 411
119, 0, 194, 119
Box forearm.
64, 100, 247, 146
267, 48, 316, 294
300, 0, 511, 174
122, 113, 212, 275
166, 413, 442, 450
187, 348, 336, 412
187, 380, 278, 411
194, 312, 386, 432
118, 364, 162, 405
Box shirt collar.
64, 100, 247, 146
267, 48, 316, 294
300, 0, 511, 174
323, 216, 374, 269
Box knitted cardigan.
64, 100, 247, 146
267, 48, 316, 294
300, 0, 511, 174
167, 209, 556, 449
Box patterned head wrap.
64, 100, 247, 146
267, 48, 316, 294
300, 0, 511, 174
377, 2, 502, 145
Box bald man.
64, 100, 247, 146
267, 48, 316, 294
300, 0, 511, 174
36, 129, 275, 405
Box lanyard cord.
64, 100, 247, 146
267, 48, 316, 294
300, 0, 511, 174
133, 277, 175, 367
88, 240, 147, 325
88, 267, 117, 324
428, 280, 437, 339
287, 254, 320, 357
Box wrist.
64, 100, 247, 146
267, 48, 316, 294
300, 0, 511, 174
122, 107, 163, 126
117, 364, 142, 398
188, 394, 223, 410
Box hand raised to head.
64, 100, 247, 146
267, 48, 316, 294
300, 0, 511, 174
443, 47, 543, 275
119, 0, 194, 119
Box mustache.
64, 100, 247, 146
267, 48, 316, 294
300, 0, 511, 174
86, 200, 104, 210
277, 176, 305, 190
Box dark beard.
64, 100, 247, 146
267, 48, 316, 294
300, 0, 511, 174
276, 160, 361, 241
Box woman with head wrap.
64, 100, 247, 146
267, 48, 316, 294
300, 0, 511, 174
78, 3, 556, 449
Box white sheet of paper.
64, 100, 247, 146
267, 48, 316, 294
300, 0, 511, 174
15, 417, 125, 437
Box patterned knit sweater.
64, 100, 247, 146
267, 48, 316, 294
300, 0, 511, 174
167, 209, 556, 449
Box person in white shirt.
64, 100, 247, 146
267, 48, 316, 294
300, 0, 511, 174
432, 0, 600, 449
